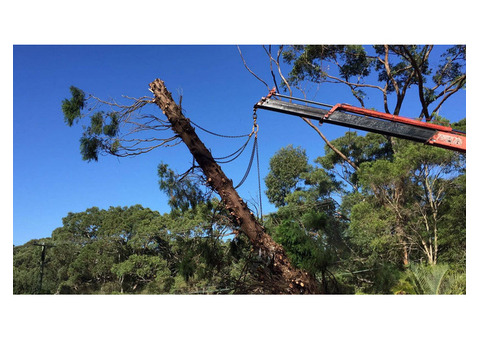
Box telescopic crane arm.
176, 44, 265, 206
254, 89, 466, 153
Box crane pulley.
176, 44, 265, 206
254, 89, 466, 153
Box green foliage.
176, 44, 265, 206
283, 45, 373, 87
339, 45, 371, 79
89, 112, 104, 135
436, 174, 466, 265
300, 115, 466, 293
77, 112, 121, 162
158, 162, 207, 212
264, 145, 349, 292
111, 254, 169, 284
273, 220, 329, 274
265, 145, 311, 207
103, 113, 120, 137
283, 45, 465, 119
13, 184, 261, 294
316, 132, 393, 189
62, 86, 123, 162
392, 263, 465, 294
433, 45, 466, 86
452, 118, 466, 132
14, 132, 466, 294
80, 135, 102, 162
62, 86, 85, 126
13, 241, 42, 294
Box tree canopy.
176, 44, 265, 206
283, 45, 466, 120
14, 131, 466, 294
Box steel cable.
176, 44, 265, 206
255, 135, 263, 223
191, 120, 251, 139
215, 134, 253, 163
189, 116, 263, 220
234, 137, 257, 189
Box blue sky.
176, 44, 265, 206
13, 45, 466, 246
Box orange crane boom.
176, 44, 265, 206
254, 90, 466, 153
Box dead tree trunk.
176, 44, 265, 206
149, 79, 320, 294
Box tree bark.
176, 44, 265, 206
149, 79, 320, 294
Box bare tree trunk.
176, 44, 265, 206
395, 223, 410, 266
149, 79, 320, 294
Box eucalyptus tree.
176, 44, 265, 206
263, 145, 349, 292
283, 45, 466, 120
315, 128, 466, 293
278, 45, 466, 285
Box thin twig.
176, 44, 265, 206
302, 117, 359, 171
237, 45, 270, 90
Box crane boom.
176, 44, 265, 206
254, 92, 466, 153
